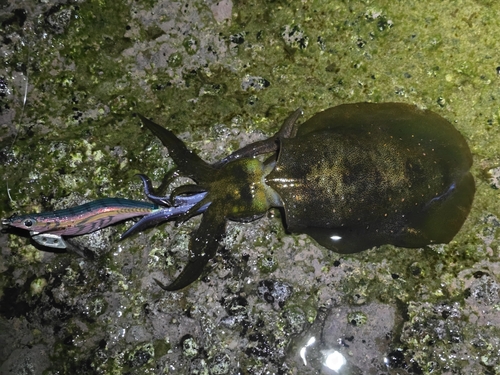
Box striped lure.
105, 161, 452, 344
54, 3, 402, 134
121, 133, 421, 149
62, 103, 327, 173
2, 198, 158, 248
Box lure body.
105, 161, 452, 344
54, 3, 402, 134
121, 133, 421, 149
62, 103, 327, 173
3, 198, 159, 249
136, 102, 475, 291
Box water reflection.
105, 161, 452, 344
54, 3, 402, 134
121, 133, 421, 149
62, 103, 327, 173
321, 349, 347, 372
299, 336, 347, 373
299, 336, 316, 366
293, 303, 397, 373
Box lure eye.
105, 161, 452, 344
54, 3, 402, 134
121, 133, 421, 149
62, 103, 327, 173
24, 219, 33, 228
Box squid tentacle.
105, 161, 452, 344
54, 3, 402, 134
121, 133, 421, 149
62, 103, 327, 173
120, 191, 209, 240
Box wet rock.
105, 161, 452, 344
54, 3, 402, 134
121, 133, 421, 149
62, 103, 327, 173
257, 279, 292, 308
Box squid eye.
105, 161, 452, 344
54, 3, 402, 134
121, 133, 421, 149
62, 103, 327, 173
24, 219, 33, 227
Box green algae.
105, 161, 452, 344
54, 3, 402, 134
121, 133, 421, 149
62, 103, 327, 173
347, 311, 368, 326
29, 277, 47, 296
